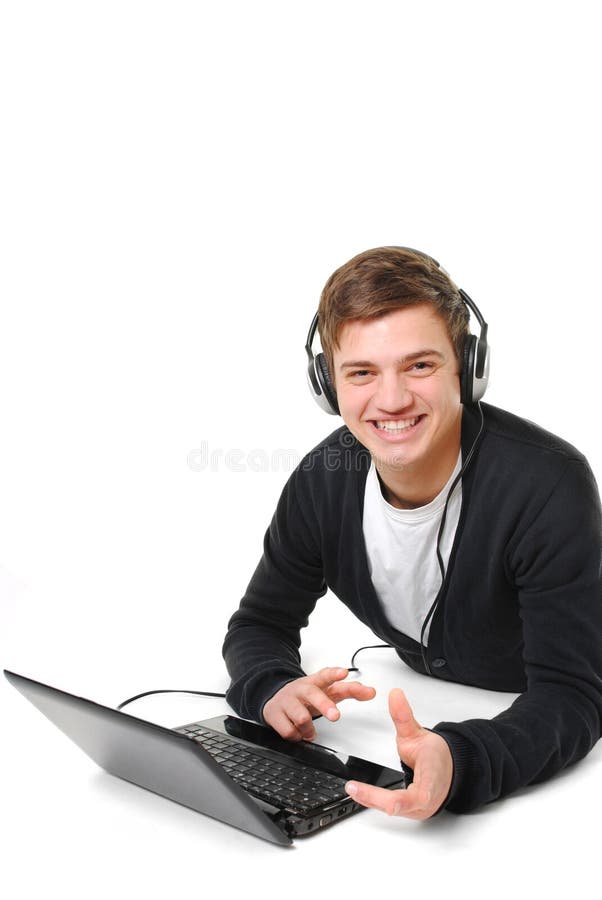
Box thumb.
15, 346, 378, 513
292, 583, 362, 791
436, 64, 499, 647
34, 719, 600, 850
388, 688, 422, 742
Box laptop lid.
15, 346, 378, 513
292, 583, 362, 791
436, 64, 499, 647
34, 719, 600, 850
4, 669, 292, 846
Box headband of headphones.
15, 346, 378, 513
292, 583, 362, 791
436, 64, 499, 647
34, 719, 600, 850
305, 248, 490, 415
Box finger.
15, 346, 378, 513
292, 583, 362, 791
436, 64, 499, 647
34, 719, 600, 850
308, 666, 349, 689
283, 697, 317, 741
388, 688, 422, 741
263, 692, 315, 741
345, 780, 433, 820
327, 682, 376, 703
303, 684, 341, 721
265, 706, 306, 742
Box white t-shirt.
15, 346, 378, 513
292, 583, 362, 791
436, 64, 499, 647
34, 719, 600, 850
362, 454, 462, 646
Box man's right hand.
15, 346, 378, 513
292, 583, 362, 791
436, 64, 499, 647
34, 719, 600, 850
262, 666, 376, 741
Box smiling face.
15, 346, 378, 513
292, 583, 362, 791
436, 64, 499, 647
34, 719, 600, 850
333, 303, 463, 505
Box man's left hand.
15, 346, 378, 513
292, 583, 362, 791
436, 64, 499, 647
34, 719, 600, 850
345, 688, 453, 820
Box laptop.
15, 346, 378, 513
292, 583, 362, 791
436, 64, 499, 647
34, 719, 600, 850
4, 669, 405, 846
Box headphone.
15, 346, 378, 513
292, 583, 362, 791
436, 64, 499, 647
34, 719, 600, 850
305, 248, 490, 414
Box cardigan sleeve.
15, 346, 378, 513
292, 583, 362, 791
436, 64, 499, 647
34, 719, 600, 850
222, 466, 328, 722
433, 458, 602, 812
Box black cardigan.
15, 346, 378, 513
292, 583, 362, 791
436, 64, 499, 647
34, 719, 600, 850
222, 403, 602, 812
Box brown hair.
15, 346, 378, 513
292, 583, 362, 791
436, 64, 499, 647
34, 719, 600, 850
318, 246, 469, 374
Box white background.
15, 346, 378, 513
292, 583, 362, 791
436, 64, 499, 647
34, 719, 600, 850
1, 1, 600, 897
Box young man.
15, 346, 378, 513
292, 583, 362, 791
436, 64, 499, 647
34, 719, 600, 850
222, 247, 602, 819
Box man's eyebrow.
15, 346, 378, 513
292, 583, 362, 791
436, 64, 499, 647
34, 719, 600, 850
339, 349, 445, 370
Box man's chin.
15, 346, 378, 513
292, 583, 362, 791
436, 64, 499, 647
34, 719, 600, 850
358, 436, 417, 469
371, 448, 417, 471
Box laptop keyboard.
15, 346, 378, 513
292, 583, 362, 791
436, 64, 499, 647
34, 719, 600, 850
177, 724, 349, 815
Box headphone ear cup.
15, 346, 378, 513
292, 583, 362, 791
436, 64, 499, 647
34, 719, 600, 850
461, 335, 477, 405
315, 353, 340, 415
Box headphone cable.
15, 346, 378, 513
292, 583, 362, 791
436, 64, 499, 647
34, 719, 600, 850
347, 643, 393, 672
419, 400, 485, 674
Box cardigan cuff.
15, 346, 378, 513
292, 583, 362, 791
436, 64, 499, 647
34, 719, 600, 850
432, 726, 480, 813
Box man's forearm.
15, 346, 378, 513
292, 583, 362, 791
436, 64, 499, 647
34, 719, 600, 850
222, 612, 307, 721
434, 680, 602, 812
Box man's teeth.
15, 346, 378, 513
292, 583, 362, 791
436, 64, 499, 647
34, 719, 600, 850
375, 417, 420, 433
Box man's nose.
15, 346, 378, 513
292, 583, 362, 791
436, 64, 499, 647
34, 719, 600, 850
374, 373, 413, 412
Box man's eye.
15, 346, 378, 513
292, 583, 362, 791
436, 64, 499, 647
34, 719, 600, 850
350, 370, 371, 378
410, 362, 434, 373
